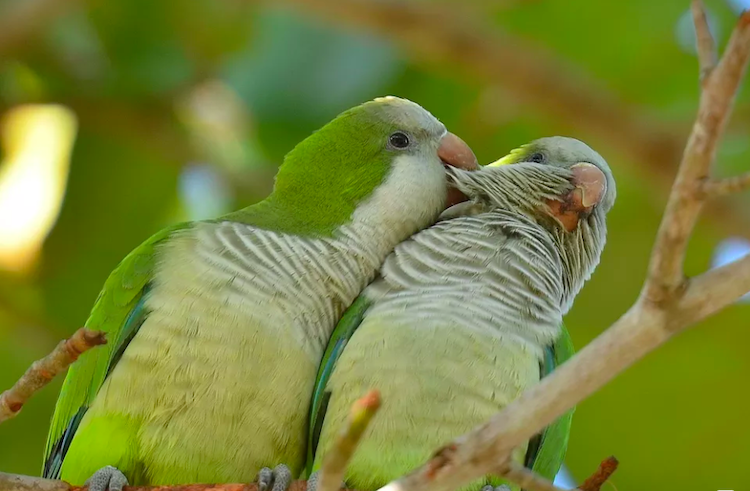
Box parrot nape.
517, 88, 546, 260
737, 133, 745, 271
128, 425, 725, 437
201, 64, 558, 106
43, 96, 479, 491
307, 137, 616, 491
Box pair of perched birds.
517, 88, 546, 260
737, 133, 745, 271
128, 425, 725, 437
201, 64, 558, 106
41, 97, 616, 491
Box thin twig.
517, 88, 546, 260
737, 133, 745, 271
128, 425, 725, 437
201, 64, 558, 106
703, 171, 750, 196
0, 328, 106, 423
692, 0, 718, 84
317, 390, 382, 491
578, 457, 619, 491
370, 6, 750, 491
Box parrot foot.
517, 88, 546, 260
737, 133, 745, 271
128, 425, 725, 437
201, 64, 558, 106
257, 464, 292, 491
305, 471, 344, 491
84, 466, 129, 491
481, 486, 511, 491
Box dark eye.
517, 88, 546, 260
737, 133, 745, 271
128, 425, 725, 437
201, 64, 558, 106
529, 152, 545, 163
388, 132, 410, 149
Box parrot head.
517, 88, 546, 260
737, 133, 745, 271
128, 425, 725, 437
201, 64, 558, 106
444, 136, 615, 225
487, 136, 615, 216
261, 96, 478, 237
443, 136, 616, 310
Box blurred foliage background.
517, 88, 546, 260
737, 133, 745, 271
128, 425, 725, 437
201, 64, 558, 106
0, 0, 749, 489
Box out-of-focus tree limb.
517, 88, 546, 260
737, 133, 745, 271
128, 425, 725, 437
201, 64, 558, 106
0, 0, 78, 57
273, 0, 750, 239
274, 0, 685, 174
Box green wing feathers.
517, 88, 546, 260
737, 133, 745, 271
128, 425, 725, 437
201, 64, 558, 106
527, 322, 576, 481
305, 295, 371, 477
43, 223, 190, 478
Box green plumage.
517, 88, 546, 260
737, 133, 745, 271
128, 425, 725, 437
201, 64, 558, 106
222, 104, 393, 236
525, 324, 576, 480
44, 222, 191, 479
307, 310, 575, 488
43, 96, 459, 488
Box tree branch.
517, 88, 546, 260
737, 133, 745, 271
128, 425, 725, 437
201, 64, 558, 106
0, 327, 106, 423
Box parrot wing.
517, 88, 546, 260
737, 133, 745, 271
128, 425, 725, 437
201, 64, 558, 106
305, 295, 372, 477
524, 322, 576, 481
42, 223, 190, 478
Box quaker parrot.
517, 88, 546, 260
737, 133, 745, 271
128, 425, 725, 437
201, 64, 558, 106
42, 96, 479, 491
307, 137, 616, 491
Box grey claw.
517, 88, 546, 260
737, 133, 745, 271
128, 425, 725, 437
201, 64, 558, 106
84, 466, 129, 491
258, 467, 274, 491
270, 464, 292, 491
306, 471, 319, 491
257, 464, 292, 491
481, 485, 511, 491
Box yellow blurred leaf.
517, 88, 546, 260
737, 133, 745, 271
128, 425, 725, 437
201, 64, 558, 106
0, 104, 78, 274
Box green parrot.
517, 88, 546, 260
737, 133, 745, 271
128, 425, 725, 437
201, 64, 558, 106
42, 96, 479, 491
307, 137, 616, 491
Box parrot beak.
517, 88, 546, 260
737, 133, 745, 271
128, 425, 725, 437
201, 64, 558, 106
570, 162, 607, 209
438, 132, 479, 208
547, 162, 607, 232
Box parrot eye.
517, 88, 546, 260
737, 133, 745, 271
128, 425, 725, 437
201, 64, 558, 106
529, 152, 545, 163
388, 132, 410, 149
